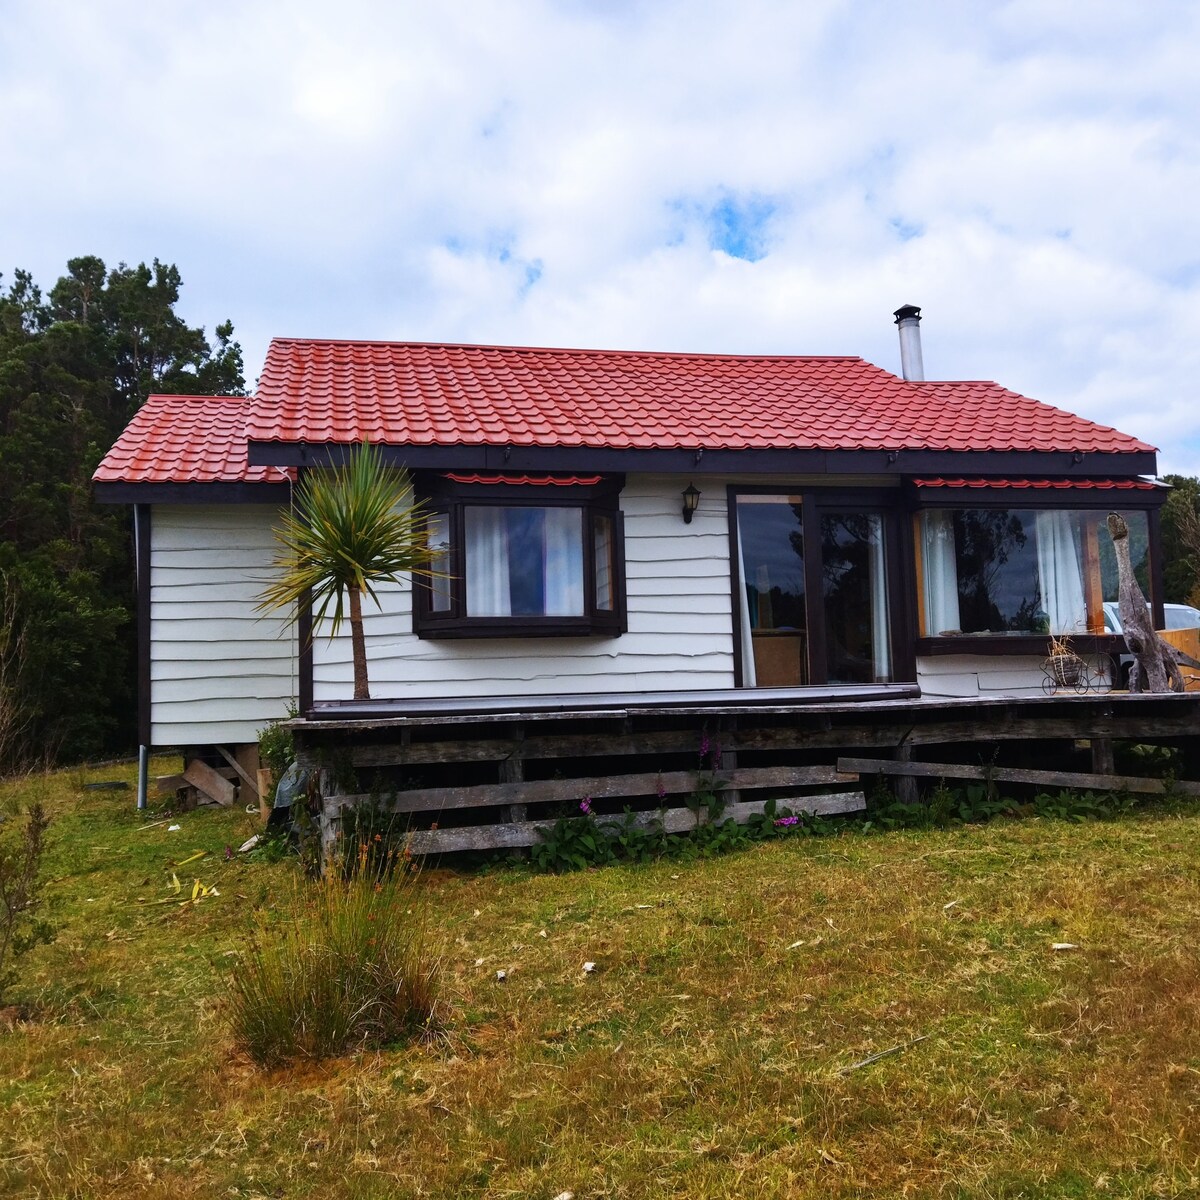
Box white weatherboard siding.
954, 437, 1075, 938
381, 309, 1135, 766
312, 476, 736, 701
916, 654, 1111, 698
151, 505, 295, 745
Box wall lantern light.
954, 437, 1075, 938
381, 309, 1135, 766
681, 482, 701, 524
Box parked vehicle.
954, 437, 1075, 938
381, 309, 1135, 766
1103, 602, 1200, 687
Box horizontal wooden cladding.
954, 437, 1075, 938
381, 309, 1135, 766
150, 504, 295, 746
329, 764, 859, 815
838, 756, 1200, 797
313, 476, 738, 702
405, 793, 867, 854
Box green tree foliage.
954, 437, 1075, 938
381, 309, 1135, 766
1160, 475, 1200, 607
0, 258, 243, 769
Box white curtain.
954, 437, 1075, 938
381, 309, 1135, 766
542, 507, 584, 615
1035, 510, 1087, 634
921, 511, 961, 635
465, 508, 512, 616
594, 516, 614, 611
737, 520, 757, 687
867, 515, 891, 682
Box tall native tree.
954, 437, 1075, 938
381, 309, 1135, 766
0, 258, 243, 769
1159, 475, 1200, 608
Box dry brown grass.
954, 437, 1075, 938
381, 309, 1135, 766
2, 763, 1200, 1197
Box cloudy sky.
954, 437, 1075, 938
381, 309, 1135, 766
4, 1, 1198, 473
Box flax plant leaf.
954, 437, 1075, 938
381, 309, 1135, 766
258, 443, 439, 701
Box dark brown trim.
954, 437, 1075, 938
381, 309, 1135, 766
800, 500, 826, 684
413, 475, 627, 639
296, 467, 314, 714
917, 634, 1124, 657
726, 484, 745, 688
93, 481, 292, 505
250, 440, 1158, 479
135, 504, 152, 747
299, 589, 314, 714
907, 483, 1167, 511
890, 508, 918, 684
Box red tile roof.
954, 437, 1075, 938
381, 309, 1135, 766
93, 395, 292, 485
913, 477, 1162, 490
248, 338, 1155, 456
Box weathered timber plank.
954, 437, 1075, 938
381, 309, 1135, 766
836, 757, 1200, 797
182, 760, 236, 807
329, 764, 860, 814
404, 791, 866, 854
216, 745, 260, 799
336, 712, 1200, 771
154, 773, 188, 794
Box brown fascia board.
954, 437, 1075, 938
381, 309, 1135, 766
246, 440, 1158, 478
92, 481, 293, 504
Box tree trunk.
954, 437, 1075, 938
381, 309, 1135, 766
348, 586, 370, 701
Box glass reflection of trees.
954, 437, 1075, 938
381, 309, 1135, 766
953, 510, 1037, 632
821, 513, 881, 683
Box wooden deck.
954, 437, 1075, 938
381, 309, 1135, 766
290, 687, 1200, 861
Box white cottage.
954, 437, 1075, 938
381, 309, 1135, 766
93, 307, 1165, 802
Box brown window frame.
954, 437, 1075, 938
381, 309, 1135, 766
413, 473, 627, 639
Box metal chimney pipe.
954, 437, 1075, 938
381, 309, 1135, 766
893, 304, 925, 382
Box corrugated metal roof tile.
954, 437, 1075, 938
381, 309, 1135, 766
246, 339, 1154, 456
93, 395, 293, 485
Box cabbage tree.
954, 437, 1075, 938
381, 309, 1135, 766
260, 444, 435, 701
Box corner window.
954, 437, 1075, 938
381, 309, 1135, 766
415, 474, 625, 638
917, 507, 1150, 637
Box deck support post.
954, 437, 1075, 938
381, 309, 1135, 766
893, 737, 918, 805
503, 724, 526, 823
1090, 737, 1115, 776
318, 770, 339, 874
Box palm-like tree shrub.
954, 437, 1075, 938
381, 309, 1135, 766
260, 444, 435, 701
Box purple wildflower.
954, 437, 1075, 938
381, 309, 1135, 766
774, 815, 800, 827
655, 774, 667, 800
699, 733, 711, 760
579, 797, 593, 815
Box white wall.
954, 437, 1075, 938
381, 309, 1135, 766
312, 474, 737, 701
150, 505, 295, 745
917, 653, 1112, 698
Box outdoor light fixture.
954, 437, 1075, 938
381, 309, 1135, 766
681, 482, 701, 524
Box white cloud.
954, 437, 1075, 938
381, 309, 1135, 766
2, 0, 1199, 471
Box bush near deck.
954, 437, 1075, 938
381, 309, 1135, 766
2, 760, 1200, 1199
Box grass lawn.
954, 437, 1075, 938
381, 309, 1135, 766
2, 760, 1200, 1198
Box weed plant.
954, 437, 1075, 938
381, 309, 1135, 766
225, 848, 439, 1065
0, 799, 53, 1004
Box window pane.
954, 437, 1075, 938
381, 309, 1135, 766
427, 512, 452, 613
735, 496, 807, 686
464, 506, 584, 618
820, 512, 891, 683
594, 514, 614, 611
920, 506, 1151, 637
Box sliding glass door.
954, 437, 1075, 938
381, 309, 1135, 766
734, 494, 895, 687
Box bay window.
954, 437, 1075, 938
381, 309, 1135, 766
917, 506, 1151, 637
415, 474, 625, 637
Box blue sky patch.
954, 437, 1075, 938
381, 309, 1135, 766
669, 191, 779, 262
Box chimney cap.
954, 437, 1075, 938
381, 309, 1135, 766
893, 304, 922, 324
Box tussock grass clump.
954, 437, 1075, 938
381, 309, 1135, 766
226, 861, 439, 1065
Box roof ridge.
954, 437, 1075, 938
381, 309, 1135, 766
143, 393, 250, 403
264, 336, 869, 365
